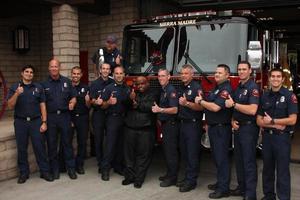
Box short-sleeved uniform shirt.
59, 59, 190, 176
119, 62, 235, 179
205, 80, 233, 125
41, 75, 76, 113
157, 83, 178, 122
178, 80, 203, 120
258, 86, 298, 132
8, 81, 45, 118
232, 79, 260, 122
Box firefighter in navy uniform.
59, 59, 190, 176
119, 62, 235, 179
41, 58, 77, 180
90, 63, 114, 174
152, 69, 179, 188
177, 64, 203, 192
92, 35, 121, 76
225, 61, 260, 200
195, 64, 233, 199
257, 68, 298, 200
100, 66, 131, 181
70, 66, 90, 175
7, 65, 53, 184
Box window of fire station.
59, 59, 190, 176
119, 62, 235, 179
176, 19, 248, 74
124, 27, 175, 74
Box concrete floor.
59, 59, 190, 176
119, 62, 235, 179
1, 149, 300, 200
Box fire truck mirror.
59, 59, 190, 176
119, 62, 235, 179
247, 41, 262, 70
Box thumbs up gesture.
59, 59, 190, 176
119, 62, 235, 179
225, 94, 234, 108
95, 95, 103, 106
263, 112, 273, 124
130, 88, 136, 101
195, 90, 203, 104
85, 91, 90, 102
15, 83, 24, 95
108, 93, 117, 105
179, 93, 188, 106
152, 102, 161, 113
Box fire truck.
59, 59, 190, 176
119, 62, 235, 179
122, 10, 285, 146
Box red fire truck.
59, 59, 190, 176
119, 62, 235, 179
122, 10, 281, 146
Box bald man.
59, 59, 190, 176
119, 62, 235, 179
122, 76, 158, 188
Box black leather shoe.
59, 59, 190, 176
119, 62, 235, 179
209, 191, 230, 199
67, 169, 77, 179
98, 168, 101, 174
208, 183, 218, 190
76, 166, 85, 175
158, 174, 168, 181
122, 178, 134, 185
101, 171, 109, 181
17, 174, 29, 184
53, 171, 60, 180
176, 179, 185, 187
114, 169, 124, 176
40, 172, 54, 182
159, 178, 177, 187
134, 182, 142, 188
230, 187, 244, 196
179, 183, 196, 192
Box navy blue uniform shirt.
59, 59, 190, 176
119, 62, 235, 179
158, 83, 178, 121
258, 86, 298, 132
205, 80, 233, 125
8, 81, 45, 118
90, 77, 114, 110
232, 79, 260, 122
41, 75, 76, 113
178, 80, 203, 120
72, 83, 90, 115
102, 82, 131, 115
92, 47, 121, 72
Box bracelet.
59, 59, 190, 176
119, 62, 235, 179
42, 121, 47, 124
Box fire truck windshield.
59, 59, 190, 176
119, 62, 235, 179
124, 17, 250, 75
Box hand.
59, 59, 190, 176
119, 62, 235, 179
274, 124, 286, 130
40, 122, 47, 133
108, 93, 117, 105
225, 94, 234, 108
152, 102, 161, 113
15, 83, 24, 95
95, 96, 103, 106
179, 93, 188, 106
129, 88, 136, 101
132, 100, 138, 109
195, 91, 203, 104
69, 101, 75, 110
263, 112, 272, 124
85, 91, 90, 102
116, 54, 122, 65
231, 120, 240, 131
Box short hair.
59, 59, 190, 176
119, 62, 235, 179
158, 68, 170, 75
181, 64, 194, 72
114, 65, 125, 73
71, 66, 82, 72
217, 64, 230, 74
22, 65, 35, 73
100, 63, 111, 69
238, 61, 251, 69
269, 68, 285, 78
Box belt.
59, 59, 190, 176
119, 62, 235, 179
161, 119, 177, 124
209, 123, 230, 127
73, 113, 88, 117
180, 118, 200, 123
49, 110, 68, 115
264, 129, 291, 135
237, 121, 255, 125
15, 116, 40, 121
109, 113, 124, 117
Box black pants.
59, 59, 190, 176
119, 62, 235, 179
124, 126, 155, 183
92, 110, 106, 168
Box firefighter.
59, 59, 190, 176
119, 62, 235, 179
225, 61, 260, 200
152, 69, 179, 187
92, 35, 122, 76
41, 58, 77, 180
122, 76, 157, 188
70, 66, 90, 174
257, 68, 298, 200
90, 63, 114, 174
7, 65, 53, 183
177, 64, 203, 192
195, 64, 232, 199
100, 66, 131, 181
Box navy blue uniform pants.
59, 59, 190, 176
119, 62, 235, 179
234, 124, 259, 199
208, 124, 231, 193
71, 114, 89, 168
262, 131, 291, 200
46, 112, 75, 173
161, 120, 179, 180
101, 114, 124, 172
124, 126, 155, 183
92, 110, 106, 169
179, 120, 201, 186
14, 118, 50, 175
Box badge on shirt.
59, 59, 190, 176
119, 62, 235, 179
187, 90, 192, 96
214, 89, 219, 95
251, 89, 259, 97
280, 96, 285, 103
81, 88, 85, 93
243, 89, 248, 96
291, 94, 298, 104
64, 82, 68, 88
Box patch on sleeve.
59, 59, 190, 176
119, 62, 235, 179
219, 90, 229, 99
291, 94, 298, 104
170, 92, 177, 98
251, 89, 260, 97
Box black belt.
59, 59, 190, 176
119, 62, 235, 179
109, 113, 124, 117
180, 118, 200, 123
209, 123, 230, 127
264, 129, 292, 135
49, 110, 68, 115
161, 119, 177, 124
237, 121, 255, 125
15, 116, 40, 121
72, 113, 88, 117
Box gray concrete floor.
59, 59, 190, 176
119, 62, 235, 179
1, 149, 300, 200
